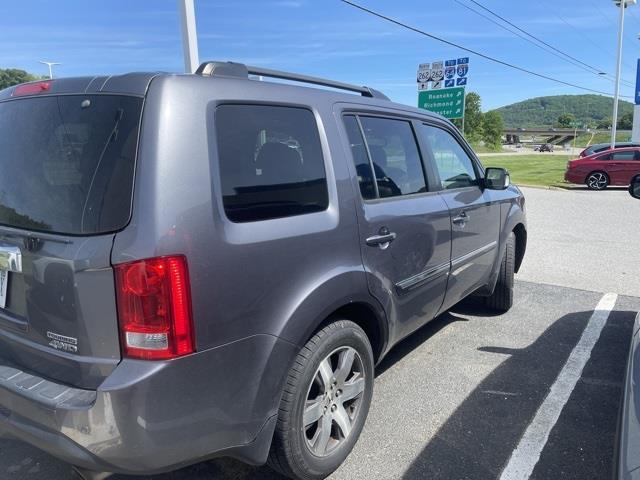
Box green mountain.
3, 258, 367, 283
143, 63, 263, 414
492, 94, 634, 128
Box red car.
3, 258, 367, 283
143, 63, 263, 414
564, 147, 640, 190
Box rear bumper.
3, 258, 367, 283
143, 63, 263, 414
564, 169, 584, 184
0, 334, 297, 475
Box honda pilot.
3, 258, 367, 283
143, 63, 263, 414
0, 61, 526, 480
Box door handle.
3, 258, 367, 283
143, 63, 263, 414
366, 227, 397, 249
452, 211, 469, 226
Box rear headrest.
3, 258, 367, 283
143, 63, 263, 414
256, 142, 303, 185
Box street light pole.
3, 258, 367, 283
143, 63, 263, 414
177, 0, 199, 73
611, 0, 636, 149
38, 61, 61, 79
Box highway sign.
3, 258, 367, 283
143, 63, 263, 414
418, 82, 429, 91
418, 86, 465, 119
457, 64, 468, 77
445, 79, 455, 88
417, 63, 431, 83
445, 59, 457, 67
432, 61, 444, 81
432, 80, 442, 89
457, 77, 468, 86
457, 57, 469, 64
445, 67, 455, 79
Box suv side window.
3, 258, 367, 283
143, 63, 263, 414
343, 115, 377, 200
215, 105, 328, 223
357, 116, 427, 198
419, 124, 478, 190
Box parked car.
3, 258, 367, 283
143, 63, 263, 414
580, 141, 640, 158
565, 147, 640, 190
0, 62, 527, 480
535, 143, 554, 152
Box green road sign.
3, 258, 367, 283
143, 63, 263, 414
418, 87, 465, 119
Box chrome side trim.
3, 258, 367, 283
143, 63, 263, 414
451, 241, 498, 269
0, 245, 21, 273
395, 262, 450, 294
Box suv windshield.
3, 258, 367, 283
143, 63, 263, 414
0, 94, 143, 235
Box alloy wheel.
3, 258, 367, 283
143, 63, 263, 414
303, 346, 366, 457
587, 172, 608, 190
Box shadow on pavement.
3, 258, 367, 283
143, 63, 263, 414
400, 309, 635, 480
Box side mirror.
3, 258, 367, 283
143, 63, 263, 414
630, 175, 640, 199
484, 167, 510, 190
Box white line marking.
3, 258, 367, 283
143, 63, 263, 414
499, 292, 618, 480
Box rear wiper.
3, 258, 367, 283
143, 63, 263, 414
80, 108, 124, 232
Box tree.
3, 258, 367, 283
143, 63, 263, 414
0, 69, 39, 90
463, 92, 483, 142
482, 111, 504, 150
596, 117, 612, 129
618, 112, 633, 130
556, 113, 575, 128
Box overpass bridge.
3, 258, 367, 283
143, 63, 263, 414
503, 128, 632, 146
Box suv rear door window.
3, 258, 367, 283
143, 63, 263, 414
357, 116, 427, 198
0, 95, 142, 235
419, 124, 478, 190
343, 115, 376, 200
215, 105, 328, 223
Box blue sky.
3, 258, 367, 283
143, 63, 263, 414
1, 0, 640, 110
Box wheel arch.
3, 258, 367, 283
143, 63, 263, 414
275, 270, 389, 365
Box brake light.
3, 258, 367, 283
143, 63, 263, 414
13, 81, 51, 97
115, 255, 195, 360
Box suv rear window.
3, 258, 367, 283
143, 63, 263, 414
215, 104, 328, 223
0, 94, 142, 235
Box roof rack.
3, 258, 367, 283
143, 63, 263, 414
195, 61, 390, 101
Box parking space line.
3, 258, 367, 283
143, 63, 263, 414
499, 292, 618, 480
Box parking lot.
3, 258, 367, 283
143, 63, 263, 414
1, 186, 639, 480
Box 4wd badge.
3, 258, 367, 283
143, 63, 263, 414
47, 331, 78, 353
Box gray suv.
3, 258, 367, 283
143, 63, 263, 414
0, 62, 526, 480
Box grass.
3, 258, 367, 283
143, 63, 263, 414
480, 154, 572, 187
573, 132, 630, 148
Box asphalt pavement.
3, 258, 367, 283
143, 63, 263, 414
1, 186, 638, 480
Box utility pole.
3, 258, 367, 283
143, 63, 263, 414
38, 61, 60, 79
611, 0, 637, 149
177, 0, 199, 73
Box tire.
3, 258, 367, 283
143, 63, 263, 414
586, 171, 609, 190
485, 232, 515, 312
268, 320, 374, 480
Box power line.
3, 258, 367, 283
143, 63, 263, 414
453, 0, 633, 87
546, 6, 635, 73
340, 0, 633, 98
586, 0, 640, 51
465, 0, 634, 86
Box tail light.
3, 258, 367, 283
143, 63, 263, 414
115, 255, 195, 360
12, 81, 51, 97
